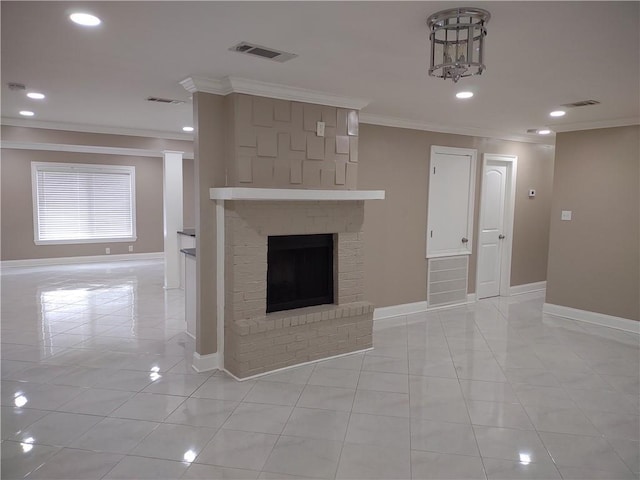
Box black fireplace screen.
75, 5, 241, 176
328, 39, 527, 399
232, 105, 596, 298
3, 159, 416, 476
266, 234, 334, 313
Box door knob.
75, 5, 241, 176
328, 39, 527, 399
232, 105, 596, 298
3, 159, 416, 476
461, 237, 469, 243
498, 234, 505, 239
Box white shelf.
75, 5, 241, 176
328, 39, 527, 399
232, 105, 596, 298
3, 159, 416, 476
209, 187, 385, 201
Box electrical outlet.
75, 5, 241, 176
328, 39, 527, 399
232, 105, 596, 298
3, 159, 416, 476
105, 247, 111, 254
528, 189, 536, 197
128, 245, 133, 252
316, 121, 325, 137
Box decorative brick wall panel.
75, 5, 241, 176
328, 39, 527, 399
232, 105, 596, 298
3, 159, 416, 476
223, 200, 373, 378
229, 94, 359, 190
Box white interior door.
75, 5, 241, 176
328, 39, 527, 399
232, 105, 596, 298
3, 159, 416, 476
476, 156, 516, 299
427, 147, 476, 258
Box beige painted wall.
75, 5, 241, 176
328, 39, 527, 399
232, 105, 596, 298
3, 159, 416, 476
0, 127, 196, 260
358, 124, 555, 308
1, 149, 164, 260
192, 92, 228, 355
546, 126, 639, 321
182, 158, 195, 228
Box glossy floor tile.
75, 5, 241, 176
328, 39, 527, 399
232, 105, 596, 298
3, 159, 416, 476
2, 260, 639, 479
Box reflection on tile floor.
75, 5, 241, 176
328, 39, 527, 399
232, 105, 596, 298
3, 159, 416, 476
2, 260, 639, 479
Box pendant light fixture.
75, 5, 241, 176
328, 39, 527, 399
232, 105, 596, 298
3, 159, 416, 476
427, 7, 490, 82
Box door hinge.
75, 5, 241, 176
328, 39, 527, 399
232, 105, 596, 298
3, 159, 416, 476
433, 167, 436, 174
430, 230, 433, 238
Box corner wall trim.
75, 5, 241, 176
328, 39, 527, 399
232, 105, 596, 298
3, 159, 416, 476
192, 352, 219, 373
510, 281, 547, 296
543, 303, 640, 334
1, 252, 164, 268
215, 200, 226, 371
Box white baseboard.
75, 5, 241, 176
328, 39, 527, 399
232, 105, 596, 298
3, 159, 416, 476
223, 347, 373, 382
543, 303, 640, 334
374, 295, 477, 321
511, 281, 547, 296
1, 252, 164, 268
373, 301, 428, 320
192, 352, 219, 373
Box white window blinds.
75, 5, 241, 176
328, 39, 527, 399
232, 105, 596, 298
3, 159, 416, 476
31, 162, 136, 244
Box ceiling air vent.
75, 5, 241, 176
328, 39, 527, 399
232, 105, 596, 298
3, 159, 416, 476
561, 100, 600, 108
7, 82, 26, 91
146, 97, 185, 105
229, 42, 297, 63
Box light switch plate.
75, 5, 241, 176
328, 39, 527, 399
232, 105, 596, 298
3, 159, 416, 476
316, 121, 325, 137
561, 210, 572, 221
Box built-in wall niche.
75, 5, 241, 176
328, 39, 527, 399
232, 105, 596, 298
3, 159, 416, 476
266, 233, 334, 313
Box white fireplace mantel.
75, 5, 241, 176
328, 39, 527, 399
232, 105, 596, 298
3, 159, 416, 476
209, 187, 385, 201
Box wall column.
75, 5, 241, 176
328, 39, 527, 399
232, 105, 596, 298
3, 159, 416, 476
191, 92, 228, 371
163, 150, 184, 289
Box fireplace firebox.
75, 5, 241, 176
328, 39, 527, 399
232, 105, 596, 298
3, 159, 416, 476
267, 234, 334, 313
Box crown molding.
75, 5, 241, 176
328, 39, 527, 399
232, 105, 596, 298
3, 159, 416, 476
180, 76, 370, 110
179, 76, 233, 95
551, 117, 640, 133
1, 117, 193, 141
359, 113, 555, 145
1, 141, 194, 160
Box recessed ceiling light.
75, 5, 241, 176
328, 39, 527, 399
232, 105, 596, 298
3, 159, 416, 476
456, 91, 474, 99
538, 129, 551, 135
182, 126, 194, 132
27, 92, 45, 100
549, 110, 566, 117
19, 110, 35, 117
69, 13, 101, 26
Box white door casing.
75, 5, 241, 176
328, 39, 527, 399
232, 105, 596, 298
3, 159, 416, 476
476, 154, 517, 299
426, 146, 477, 258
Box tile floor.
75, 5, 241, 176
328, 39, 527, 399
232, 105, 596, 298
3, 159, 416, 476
1, 260, 639, 479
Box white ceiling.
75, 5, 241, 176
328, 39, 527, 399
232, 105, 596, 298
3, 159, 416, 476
2, 1, 639, 142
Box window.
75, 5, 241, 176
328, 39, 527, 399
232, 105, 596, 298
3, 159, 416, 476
31, 162, 136, 244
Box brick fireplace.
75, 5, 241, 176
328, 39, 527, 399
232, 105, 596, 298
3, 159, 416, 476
183, 77, 384, 376
223, 199, 374, 379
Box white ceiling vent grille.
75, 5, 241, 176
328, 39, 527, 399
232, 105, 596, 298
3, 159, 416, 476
146, 97, 185, 105
229, 42, 297, 63
561, 100, 600, 108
